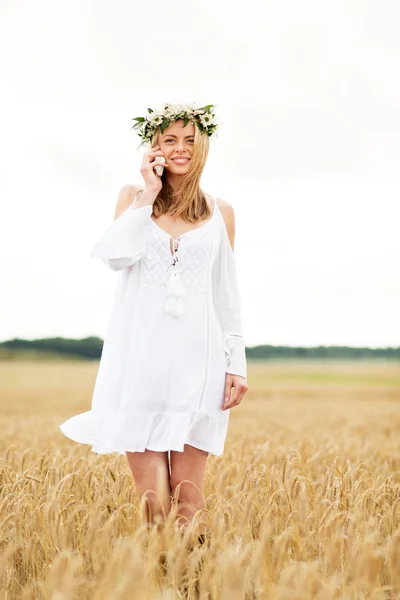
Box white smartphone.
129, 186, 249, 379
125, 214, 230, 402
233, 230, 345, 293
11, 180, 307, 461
154, 156, 165, 176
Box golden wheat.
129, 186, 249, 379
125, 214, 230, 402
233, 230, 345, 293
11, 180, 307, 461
0, 359, 399, 599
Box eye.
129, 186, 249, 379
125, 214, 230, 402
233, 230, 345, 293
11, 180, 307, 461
165, 138, 194, 143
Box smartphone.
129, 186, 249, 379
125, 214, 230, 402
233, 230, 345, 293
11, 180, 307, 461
154, 156, 165, 176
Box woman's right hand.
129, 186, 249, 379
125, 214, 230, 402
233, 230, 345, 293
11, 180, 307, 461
140, 145, 169, 195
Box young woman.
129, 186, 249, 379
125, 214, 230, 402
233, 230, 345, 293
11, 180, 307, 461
59, 103, 248, 535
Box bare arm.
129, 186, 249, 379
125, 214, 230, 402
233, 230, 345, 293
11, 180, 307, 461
217, 199, 236, 251
113, 184, 157, 220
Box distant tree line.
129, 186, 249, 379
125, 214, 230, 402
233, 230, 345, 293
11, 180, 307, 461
0, 337, 399, 360
0, 337, 103, 359
247, 345, 400, 359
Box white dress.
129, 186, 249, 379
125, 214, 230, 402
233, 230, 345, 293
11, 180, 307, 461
59, 190, 247, 457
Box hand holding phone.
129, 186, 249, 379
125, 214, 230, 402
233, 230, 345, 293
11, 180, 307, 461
141, 147, 167, 193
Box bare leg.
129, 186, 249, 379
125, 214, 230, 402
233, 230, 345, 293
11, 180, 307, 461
126, 449, 171, 525
169, 444, 209, 531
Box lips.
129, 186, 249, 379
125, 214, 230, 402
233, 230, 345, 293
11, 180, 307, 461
172, 157, 190, 163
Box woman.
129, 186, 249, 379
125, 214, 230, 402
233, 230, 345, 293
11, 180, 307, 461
59, 102, 248, 534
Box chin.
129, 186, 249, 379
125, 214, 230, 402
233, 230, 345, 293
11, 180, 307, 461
169, 165, 190, 173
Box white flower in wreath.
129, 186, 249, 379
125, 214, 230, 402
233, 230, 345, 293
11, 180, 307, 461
199, 112, 217, 128
148, 113, 163, 126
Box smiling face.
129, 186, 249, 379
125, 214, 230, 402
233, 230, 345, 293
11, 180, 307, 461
158, 119, 196, 174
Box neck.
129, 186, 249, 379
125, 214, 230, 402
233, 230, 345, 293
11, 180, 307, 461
165, 172, 184, 193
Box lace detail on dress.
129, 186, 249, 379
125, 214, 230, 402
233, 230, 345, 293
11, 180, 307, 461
140, 226, 214, 292
140, 229, 172, 287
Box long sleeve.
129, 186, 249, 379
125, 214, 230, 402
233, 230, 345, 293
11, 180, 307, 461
212, 220, 247, 379
90, 195, 153, 271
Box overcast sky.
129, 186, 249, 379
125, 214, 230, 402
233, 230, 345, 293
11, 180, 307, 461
1, 0, 399, 347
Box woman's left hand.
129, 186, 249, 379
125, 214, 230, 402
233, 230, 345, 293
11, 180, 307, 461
222, 374, 248, 410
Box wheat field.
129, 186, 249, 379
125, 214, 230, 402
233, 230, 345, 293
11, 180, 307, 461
0, 359, 399, 599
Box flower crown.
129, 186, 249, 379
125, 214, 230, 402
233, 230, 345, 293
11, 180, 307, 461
131, 102, 220, 148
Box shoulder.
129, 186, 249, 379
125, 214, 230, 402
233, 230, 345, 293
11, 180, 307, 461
113, 184, 142, 220
216, 198, 235, 251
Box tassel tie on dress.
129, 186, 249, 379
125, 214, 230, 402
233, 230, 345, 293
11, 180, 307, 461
164, 238, 187, 318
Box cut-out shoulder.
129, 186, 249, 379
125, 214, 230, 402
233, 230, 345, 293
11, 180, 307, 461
119, 183, 138, 196
218, 200, 235, 252
114, 184, 141, 220
216, 197, 232, 210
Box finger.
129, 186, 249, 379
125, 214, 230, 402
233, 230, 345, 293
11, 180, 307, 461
150, 158, 170, 168
150, 162, 170, 169
148, 156, 166, 165
222, 390, 232, 410
223, 387, 239, 409
223, 395, 241, 410
223, 381, 247, 410
142, 150, 164, 165
223, 378, 232, 402
234, 379, 248, 402
147, 156, 167, 166
144, 153, 164, 163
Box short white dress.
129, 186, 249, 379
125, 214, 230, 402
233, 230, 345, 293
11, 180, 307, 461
59, 190, 247, 457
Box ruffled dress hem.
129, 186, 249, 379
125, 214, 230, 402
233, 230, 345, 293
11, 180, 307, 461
59, 406, 228, 457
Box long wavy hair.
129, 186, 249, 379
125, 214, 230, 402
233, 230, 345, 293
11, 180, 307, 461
150, 119, 212, 224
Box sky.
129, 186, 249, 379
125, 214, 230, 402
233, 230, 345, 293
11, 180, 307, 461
1, 0, 399, 348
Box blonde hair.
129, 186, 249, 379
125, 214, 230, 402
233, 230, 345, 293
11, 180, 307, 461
150, 119, 211, 223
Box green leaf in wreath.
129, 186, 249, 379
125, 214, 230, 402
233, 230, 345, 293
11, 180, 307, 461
160, 117, 170, 133
132, 121, 143, 130
197, 104, 214, 113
